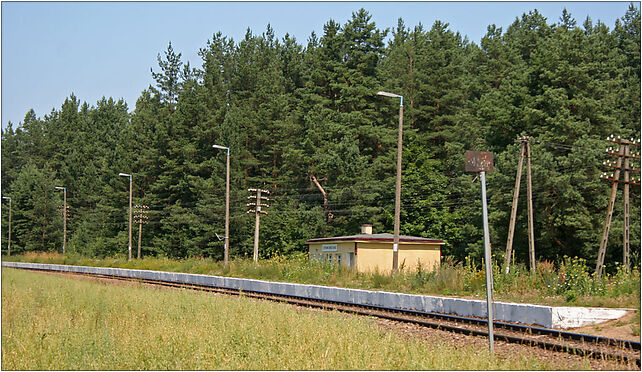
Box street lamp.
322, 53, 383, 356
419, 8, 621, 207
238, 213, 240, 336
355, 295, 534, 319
118, 173, 133, 261
377, 90, 404, 272
54, 187, 67, 255
2, 196, 11, 256
212, 144, 230, 266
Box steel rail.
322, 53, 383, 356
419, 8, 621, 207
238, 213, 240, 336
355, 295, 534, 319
15, 266, 641, 367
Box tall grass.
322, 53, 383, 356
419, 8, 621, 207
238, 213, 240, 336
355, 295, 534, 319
4, 251, 640, 309
2, 268, 593, 370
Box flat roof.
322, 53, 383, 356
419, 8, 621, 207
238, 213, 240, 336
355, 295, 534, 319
306, 233, 444, 244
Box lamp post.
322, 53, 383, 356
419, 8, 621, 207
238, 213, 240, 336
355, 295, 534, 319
54, 187, 67, 255
377, 91, 404, 272
213, 145, 230, 266
118, 173, 133, 261
2, 196, 11, 256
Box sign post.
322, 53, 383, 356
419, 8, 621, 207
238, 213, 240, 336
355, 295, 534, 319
465, 150, 495, 354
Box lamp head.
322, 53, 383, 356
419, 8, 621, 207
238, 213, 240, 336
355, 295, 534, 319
377, 91, 402, 98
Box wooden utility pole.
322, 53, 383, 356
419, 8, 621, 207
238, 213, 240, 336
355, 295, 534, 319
623, 145, 630, 270
134, 205, 149, 259
506, 139, 525, 274
597, 136, 640, 277
247, 188, 270, 263
505, 136, 536, 274
525, 139, 536, 274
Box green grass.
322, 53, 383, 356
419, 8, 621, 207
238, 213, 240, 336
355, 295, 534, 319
3, 251, 641, 309
2, 268, 593, 370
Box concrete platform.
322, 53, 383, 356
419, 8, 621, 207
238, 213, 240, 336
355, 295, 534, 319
2, 261, 632, 329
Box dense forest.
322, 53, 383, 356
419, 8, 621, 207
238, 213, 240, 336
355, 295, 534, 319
1, 6, 640, 272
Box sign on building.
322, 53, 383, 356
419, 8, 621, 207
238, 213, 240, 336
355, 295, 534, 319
322, 244, 338, 252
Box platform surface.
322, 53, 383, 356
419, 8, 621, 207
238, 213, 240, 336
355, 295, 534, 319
2, 261, 632, 329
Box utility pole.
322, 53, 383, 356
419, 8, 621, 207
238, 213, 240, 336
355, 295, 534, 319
505, 136, 536, 274
505, 137, 525, 274
247, 188, 270, 263
2, 197, 11, 256
525, 139, 536, 274
623, 145, 630, 270
134, 205, 149, 259
597, 136, 640, 277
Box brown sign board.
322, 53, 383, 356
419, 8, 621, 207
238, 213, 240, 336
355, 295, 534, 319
465, 151, 494, 172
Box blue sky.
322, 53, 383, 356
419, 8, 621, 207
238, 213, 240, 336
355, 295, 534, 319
1, 1, 637, 129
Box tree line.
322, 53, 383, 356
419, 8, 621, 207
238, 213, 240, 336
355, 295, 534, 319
1, 6, 640, 272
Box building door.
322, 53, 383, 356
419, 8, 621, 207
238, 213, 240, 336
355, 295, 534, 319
346, 252, 354, 268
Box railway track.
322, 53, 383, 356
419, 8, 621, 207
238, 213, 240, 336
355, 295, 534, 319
17, 265, 640, 367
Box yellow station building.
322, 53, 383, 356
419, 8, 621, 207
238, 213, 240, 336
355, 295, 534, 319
306, 225, 444, 273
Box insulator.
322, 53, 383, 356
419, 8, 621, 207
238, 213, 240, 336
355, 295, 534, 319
618, 135, 621, 139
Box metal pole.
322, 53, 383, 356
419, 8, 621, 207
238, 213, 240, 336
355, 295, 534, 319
128, 175, 132, 261
525, 139, 536, 274
7, 198, 11, 256
224, 148, 230, 266
63, 188, 67, 255
393, 99, 404, 272
378, 91, 404, 273
480, 171, 494, 353
505, 141, 525, 274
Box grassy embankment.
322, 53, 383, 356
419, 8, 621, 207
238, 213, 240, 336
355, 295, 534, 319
2, 268, 594, 370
